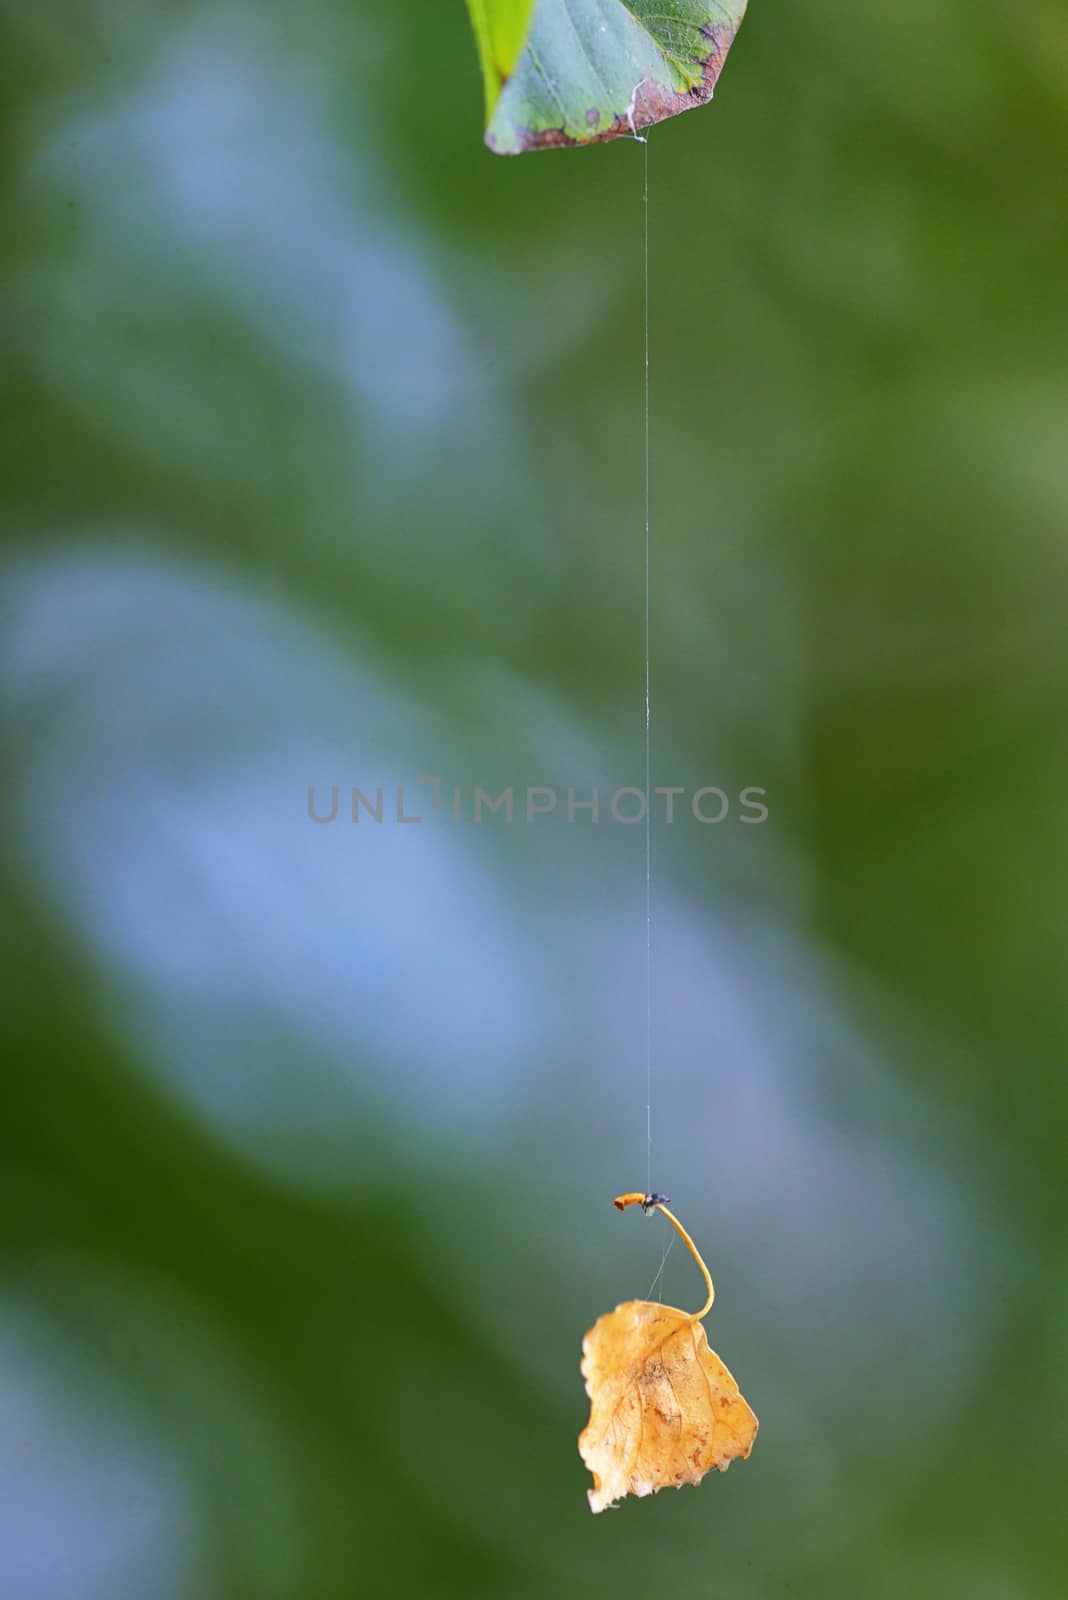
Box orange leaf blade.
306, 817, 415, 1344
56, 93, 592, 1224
578, 1299, 757, 1513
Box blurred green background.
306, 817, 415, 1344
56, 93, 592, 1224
2, 1, 1066, 1596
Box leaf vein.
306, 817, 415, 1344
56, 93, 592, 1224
560, 0, 616, 107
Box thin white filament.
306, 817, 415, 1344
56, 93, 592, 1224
643, 131, 652, 1200
647, 1221, 675, 1304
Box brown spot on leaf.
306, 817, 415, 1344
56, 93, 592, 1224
586, 106, 600, 126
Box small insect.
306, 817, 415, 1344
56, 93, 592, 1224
613, 1191, 670, 1215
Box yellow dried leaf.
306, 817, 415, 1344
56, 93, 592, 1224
578, 1193, 757, 1513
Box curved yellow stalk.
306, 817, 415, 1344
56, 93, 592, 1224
612, 1192, 715, 1320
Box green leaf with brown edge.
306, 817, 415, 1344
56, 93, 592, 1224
471, 0, 749, 156
465, 0, 537, 121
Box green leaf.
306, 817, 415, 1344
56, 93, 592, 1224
465, 0, 538, 121
473, 0, 749, 156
